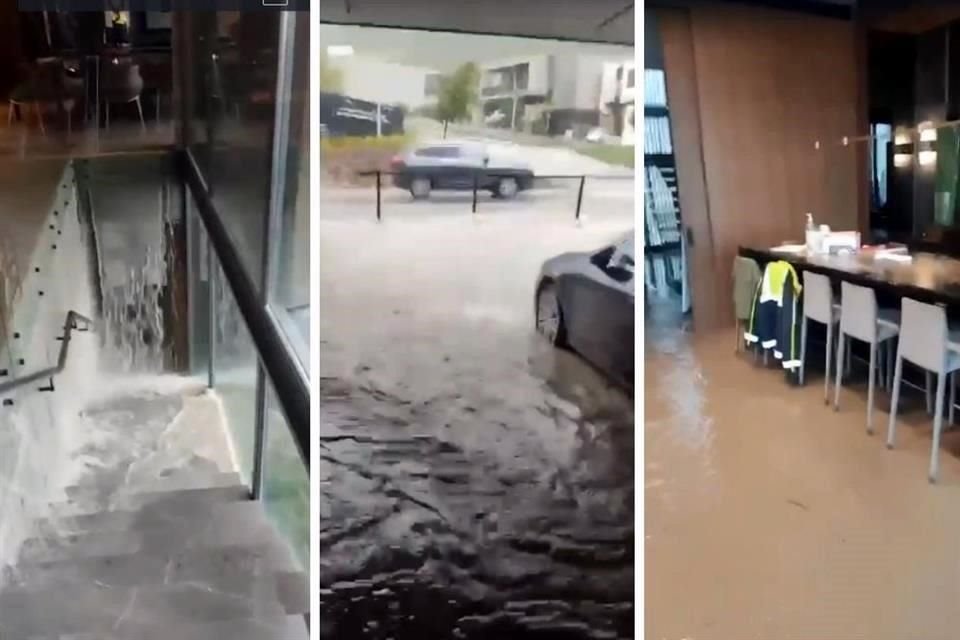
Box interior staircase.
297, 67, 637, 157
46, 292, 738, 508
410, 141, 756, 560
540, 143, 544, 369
0, 385, 308, 639
0, 469, 308, 639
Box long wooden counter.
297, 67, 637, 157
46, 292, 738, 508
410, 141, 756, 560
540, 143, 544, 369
739, 246, 960, 311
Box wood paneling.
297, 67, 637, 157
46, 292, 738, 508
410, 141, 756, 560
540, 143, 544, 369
658, 4, 863, 329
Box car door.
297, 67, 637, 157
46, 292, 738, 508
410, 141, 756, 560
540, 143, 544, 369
411, 146, 461, 189
562, 239, 635, 386
445, 144, 485, 190
599, 241, 636, 386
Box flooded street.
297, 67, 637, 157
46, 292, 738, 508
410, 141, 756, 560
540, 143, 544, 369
318, 202, 635, 638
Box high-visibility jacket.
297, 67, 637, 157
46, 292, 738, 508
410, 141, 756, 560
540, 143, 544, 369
743, 260, 803, 370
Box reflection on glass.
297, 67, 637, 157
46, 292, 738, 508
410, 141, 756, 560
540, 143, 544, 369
262, 377, 308, 567
267, 13, 309, 370
934, 125, 958, 227
212, 258, 257, 484
186, 11, 280, 290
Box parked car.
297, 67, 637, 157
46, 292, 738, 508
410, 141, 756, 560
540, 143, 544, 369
534, 232, 635, 390
390, 141, 535, 200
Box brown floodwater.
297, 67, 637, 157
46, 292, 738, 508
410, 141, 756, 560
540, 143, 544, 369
646, 306, 960, 640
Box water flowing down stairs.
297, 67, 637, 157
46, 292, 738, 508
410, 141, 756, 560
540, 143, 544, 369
0, 471, 308, 639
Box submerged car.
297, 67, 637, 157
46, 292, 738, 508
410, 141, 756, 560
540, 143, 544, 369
391, 141, 535, 200
534, 232, 635, 390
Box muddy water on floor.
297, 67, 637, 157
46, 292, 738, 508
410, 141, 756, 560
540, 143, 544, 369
319, 341, 634, 639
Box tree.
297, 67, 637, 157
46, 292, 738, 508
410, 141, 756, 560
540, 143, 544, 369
435, 62, 479, 138
319, 52, 344, 93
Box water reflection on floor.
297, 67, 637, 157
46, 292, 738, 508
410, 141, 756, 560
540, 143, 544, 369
646, 321, 960, 639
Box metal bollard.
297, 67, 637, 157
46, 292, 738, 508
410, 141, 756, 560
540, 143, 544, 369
472, 174, 478, 214
376, 171, 382, 222
575, 175, 586, 221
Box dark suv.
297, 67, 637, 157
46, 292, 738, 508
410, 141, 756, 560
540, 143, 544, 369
390, 142, 535, 200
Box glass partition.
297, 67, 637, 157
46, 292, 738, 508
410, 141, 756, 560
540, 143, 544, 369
182, 11, 280, 291
210, 234, 259, 484
266, 12, 309, 371
262, 375, 308, 565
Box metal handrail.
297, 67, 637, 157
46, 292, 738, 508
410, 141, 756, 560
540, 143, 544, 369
178, 148, 309, 470
0, 311, 95, 396
354, 169, 632, 220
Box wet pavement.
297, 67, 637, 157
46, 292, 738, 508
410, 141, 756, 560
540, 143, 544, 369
318, 204, 635, 638
646, 313, 960, 640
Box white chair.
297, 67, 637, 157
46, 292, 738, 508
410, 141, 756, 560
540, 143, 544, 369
886, 298, 960, 483
834, 282, 900, 434
799, 271, 840, 401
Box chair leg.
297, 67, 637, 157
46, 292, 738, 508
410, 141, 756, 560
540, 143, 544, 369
927, 371, 934, 414
951, 373, 956, 425
867, 340, 878, 434
799, 316, 808, 385
34, 102, 45, 137
834, 332, 845, 410
824, 321, 834, 404
845, 338, 852, 377
105, 101, 110, 131
886, 340, 895, 389
135, 96, 146, 133
887, 353, 904, 449
930, 371, 948, 483
735, 319, 741, 354
6, 102, 12, 127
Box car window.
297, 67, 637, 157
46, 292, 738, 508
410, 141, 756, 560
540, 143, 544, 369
415, 146, 460, 158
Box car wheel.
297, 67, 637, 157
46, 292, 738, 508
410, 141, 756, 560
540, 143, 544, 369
497, 177, 519, 199
536, 282, 567, 346
410, 177, 432, 199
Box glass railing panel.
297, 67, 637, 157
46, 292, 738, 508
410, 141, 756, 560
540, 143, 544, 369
261, 374, 308, 566
211, 249, 259, 485
187, 199, 213, 379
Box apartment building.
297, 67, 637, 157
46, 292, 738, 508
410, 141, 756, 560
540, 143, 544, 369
474, 53, 633, 139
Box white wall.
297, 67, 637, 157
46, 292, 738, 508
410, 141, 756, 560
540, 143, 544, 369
334, 56, 436, 109
0, 162, 98, 576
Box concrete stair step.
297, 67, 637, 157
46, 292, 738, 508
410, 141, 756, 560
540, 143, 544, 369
0, 582, 289, 638
55, 474, 248, 514
10, 544, 304, 606
37, 484, 251, 535
28, 615, 309, 640
20, 501, 293, 565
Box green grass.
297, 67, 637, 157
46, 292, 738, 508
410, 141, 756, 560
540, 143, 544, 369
572, 143, 636, 169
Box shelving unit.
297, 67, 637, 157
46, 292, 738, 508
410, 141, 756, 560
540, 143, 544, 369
643, 69, 686, 304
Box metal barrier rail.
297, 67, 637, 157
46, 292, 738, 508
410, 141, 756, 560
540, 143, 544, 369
0, 310, 94, 399
355, 169, 632, 221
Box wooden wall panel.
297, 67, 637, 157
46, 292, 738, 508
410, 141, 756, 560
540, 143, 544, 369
658, 4, 863, 329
